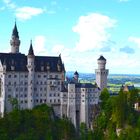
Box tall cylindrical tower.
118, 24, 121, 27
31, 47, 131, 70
95, 55, 109, 91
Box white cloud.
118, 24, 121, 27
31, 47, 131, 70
15, 6, 44, 20
34, 35, 47, 55
72, 13, 116, 52
128, 37, 140, 48
2, 0, 16, 9
51, 44, 70, 59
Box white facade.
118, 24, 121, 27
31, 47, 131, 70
60, 81, 100, 128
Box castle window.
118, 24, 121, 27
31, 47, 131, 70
8, 82, 11, 85
25, 100, 27, 103
40, 81, 42, 85
44, 99, 46, 102
14, 75, 17, 78
44, 75, 47, 78
36, 94, 38, 97
8, 88, 11, 92
8, 75, 11, 78
58, 99, 60, 102
36, 81, 38, 84
44, 87, 47, 91
8, 94, 11, 98
55, 75, 58, 78
24, 88, 27, 91
25, 75, 28, 78
24, 94, 27, 97
40, 88, 42, 91
40, 99, 42, 103
36, 99, 38, 103
82, 100, 84, 102
44, 81, 46, 84
54, 99, 56, 102
38, 75, 41, 78
16, 88, 18, 91
54, 93, 55, 97
34, 88, 37, 91
20, 100, 23, 103
50, 99, 52, 103
40, 94, 42, 96
16, 94, 18, 98
49, 75, 52, 78
58, 81, 60, 85
25, 82, 27, 85
58, 93, 59, 96
49, 94, 52, 97
14, 82, 16, 85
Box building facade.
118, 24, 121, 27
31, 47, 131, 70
0, 23, 108, 128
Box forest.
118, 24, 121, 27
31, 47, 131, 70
0, 88, 140, 140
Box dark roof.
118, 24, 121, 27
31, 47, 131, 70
0, 53, 65, 72
98, 55, 106, 61
28, 41, 34, 55
75, 83, 96, 88
0, 53, 27, 72
12, 22, 19, 38
74, 71, 79, 75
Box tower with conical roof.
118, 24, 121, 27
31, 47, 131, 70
27, 41, 35, 109
95, 55, 109, 91
10, 22, 20, 53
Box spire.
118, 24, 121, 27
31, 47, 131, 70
10, 21, 20, 53
12, 21, 19, 38
28, 40, 34, 56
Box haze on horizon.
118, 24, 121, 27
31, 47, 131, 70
0, 0, 140, 74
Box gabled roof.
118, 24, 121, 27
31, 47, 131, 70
0, 53, 65, 72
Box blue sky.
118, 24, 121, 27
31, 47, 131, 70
0, 0, 140, 74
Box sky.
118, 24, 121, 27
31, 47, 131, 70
0, 0, 140, 74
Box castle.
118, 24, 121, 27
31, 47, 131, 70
0, 23, 108, 128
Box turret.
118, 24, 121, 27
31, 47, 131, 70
27, 41, 35, 109
74, 71, 79, 83
97, 55, 106, 69
10, 22, 20, 53
95, 55, 109, 91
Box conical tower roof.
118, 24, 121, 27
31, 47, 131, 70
12, 22, 19, 38
28, 40, 34, 56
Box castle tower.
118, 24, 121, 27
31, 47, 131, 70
10, 22, 20, 53
74, 71, 79, 83
95, 55, 108, 91
67, 83, 76, 127
27, 41, 35, 109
